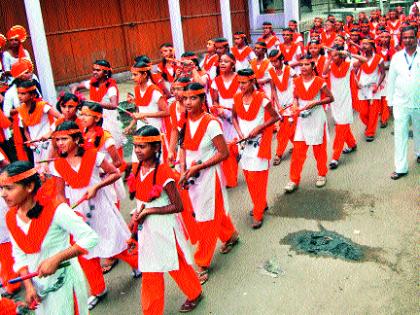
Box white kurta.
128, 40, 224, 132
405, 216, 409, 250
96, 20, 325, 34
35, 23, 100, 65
211, 78, 239, 142
10, 203, 98, 315
185, 118, 230, 222
329, 63, 354, 124
237, 98, 270, 171
83, 80, 126, 148
136, 171, 192, 272
0, 197, 10, 244
50, 153, 130, 259
358, 54, 383, 101
273, 66, 296, 116
294, 80, 327, 145
234, 48, 257, 71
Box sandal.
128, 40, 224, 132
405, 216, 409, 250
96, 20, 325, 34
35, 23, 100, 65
220, 232, 239, 254
101, 259, 119, 274
273, 155, 282, 166
196, 268, 209, 285
179, 293, 203, 313
88, 289, 108, 310
252, 219, 263, 229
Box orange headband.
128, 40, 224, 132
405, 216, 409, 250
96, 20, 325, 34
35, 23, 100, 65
93, 64, 112, 71
81, 107, 102, 118
131, 66, 151, 73
361, 39, 375, 43
182, 55, 198, 60
255, 44, 266, 49
17, 86, 36, 93
234, 34, 247, 39
237, 75, 256, 82
350, 31, 360, 35
183, 89, 206, 96
52, 129, 81, 138
133, 134, 163, 144
64, 100, 78, 107
269, 50, 282, 61
172, 81, 189, 88
214, 41, 228, 47
0, 168, 37, 185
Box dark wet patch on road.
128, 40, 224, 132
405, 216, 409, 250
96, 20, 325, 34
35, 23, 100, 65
280, 225, 395, 270
271, 189, 375, 221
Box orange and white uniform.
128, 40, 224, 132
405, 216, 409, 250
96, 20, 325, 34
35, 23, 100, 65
231, 46, 257, 71
279, 42, 302, 65
250, 58, 273, 98
387, 20, 401, 47
290, 76, 328, 184
320, 31, 337, 47
357, 53, 384, 137
201, 53, 219, 80
328, 60, 357, 161
233, 91, 274, 222
132, 163, 202, 315
211, 74, 240, 187
269, 65, 297, 158
182, 113, 237, 268
257, 35, 281, 55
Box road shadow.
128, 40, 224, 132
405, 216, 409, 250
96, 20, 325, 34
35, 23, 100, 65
271, 189, 375, 221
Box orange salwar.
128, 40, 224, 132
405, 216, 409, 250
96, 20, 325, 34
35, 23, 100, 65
0, 242, 20, 294
359, 99, 381, 137
379, 97, 390, 125
194, 175, 236, 268
290, 134, 328, 185
78, 248, 138, 296
221, 142, 239, 188
243, 170, 268, 221
275, 118, 296, 157
332, 124, 357, 161
141, 243, 202, 315
179, 188, 199, 245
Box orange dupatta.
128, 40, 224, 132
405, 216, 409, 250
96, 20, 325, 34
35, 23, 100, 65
183, 114, 215, 151
293, 76, 325, 101
279, 43, 299, 62
17, 101, 53, 127
53, 149, 98, 189
214, 75, 239, 99
89, 78, 119, 103
269, 66, 291, 92
359, 54, 382, 75
134, 84, 161, 107
250, 59, 270, 79
233, 90, 273, 159
231, 46, 253, 62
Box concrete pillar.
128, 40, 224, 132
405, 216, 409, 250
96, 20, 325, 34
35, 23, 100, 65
168, 0, 185, 57
220, 0, 233, 46
284, 0, 300, 29
23, 0, 56, 104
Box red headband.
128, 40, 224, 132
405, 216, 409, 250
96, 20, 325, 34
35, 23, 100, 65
81, 107, 102, 118
133, 134, 163, 144
17, 86, 36, 93
237, 75, 256, 82
214, 41, 228, 47
0, 168, 37, 185
52, 129, 81, 138
131, 66, 151, 73
172, 81, 189, 88
64, 100, 79, 107
93, 64, 112, 71
183, 89, 206, 96
255, 44, 266, 49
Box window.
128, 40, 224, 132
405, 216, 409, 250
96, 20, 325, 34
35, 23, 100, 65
259, 0, 284, 14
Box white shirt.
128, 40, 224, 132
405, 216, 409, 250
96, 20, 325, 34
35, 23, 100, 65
387, 47, 420, 109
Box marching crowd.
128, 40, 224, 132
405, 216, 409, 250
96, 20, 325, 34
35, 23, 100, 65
0, 4, 419, 315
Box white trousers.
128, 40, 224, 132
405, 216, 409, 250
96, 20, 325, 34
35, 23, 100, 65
393, 107, 420, 173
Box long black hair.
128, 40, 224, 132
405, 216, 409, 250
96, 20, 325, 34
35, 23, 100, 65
55, 121, 85, 157
130, 125, 162, 199
81, 101, 103, 147
179, 83, 208, 148
56, 92, 81, 113
1, 161, 42, 218
92, 60, 113, 88
160, 43, 174, 82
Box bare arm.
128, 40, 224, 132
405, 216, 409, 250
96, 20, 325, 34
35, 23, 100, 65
99, 95, 118, 110
106, 144, 122, 168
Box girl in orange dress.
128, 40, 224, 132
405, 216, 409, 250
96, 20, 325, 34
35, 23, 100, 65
257, 21, 280, 55
231, 32, 256, 71
156, 43, 177, 97
307, 40, 326, 77
129, 125, 203, 314
200, 39, 218, 81
211, 53, 240, 188
251, 42, 273, 98
232, 69, 279, 228
280, 28, 303, 69
179, 83, 239, 284
284, 53, 334, 193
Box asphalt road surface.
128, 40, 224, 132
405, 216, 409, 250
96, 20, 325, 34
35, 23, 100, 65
94, 84, 418, 315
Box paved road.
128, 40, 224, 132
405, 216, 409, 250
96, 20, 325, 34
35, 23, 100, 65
94, 83, 418, 315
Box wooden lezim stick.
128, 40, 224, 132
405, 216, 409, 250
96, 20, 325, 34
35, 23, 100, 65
8, 261, 71, 284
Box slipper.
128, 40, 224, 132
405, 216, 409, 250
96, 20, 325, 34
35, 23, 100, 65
252, 219, 263, 229
196, 269, 209, 285
220, 232, 239, 254
179, 293, 203, 313
88, 289, 108, 310
273, 155, 282, 166
101, 259, 119, 274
